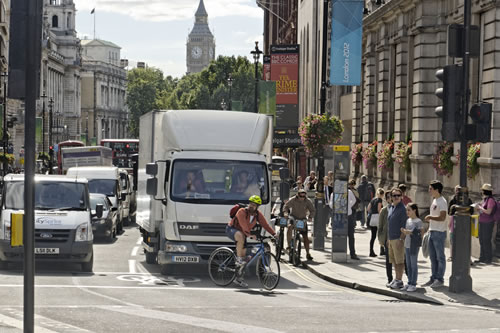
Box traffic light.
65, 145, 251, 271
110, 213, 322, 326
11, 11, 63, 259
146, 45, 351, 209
49, 146, 54, 158
435, 64, 463, 142
468, 102, 492, 143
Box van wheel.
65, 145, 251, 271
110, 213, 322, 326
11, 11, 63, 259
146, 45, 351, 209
81, 253, 94, 272
145, 251, 157, 264
160, 264, 173, 275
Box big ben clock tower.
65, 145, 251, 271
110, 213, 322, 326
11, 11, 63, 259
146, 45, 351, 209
186, 0, 215, 74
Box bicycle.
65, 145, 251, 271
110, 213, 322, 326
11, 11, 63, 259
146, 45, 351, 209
274, 217, 288, 261
288, 218, 307, 267
208, 233, 280, 291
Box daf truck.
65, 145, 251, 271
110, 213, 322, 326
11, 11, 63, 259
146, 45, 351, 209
138, 110, 273, 274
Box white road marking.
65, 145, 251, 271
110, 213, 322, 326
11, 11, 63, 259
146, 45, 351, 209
131, 246, 139, 257
97, 305, 284, 333
0, 284, 342, 293
0, 309, 89, 332
128, 259, 136, 273
136, 237, 142, 245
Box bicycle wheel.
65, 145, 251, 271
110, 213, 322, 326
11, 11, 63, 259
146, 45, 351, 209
275, 231, 284, 261
256, 252, 280, 290
208, 247, 237, 286
292, 237, 301, 267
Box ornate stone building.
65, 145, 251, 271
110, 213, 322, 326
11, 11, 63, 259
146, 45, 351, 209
80, 39, 128, 143
352, 0, 500, 204
186, 0, 215, 74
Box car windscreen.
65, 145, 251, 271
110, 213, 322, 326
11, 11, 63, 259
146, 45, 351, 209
5, 181, 88, 210
88, 179, 117, 196
89, 196, 109, 211
170, 159, 269, 204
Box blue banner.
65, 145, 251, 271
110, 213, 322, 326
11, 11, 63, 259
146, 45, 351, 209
329, 0, 363, 86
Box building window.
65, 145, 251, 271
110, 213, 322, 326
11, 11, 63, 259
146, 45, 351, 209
52, 15, 59, 28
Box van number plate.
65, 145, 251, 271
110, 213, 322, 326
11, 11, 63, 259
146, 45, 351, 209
35, 248, 59, 254
173, 256, 199, 263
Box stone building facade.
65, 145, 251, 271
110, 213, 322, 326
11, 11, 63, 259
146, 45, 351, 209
186, 0, 215, 74
81, 39, 128, 143
352, 0, 500, 204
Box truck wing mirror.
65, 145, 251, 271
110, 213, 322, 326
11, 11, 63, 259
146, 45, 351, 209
146, 178, 158, 196
279, 167, 290, 180
95, 204, 103, 218
146, 163, 158, 176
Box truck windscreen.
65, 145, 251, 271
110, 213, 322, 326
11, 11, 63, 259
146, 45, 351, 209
170, 159, 269, 204
5, 181, 88, 210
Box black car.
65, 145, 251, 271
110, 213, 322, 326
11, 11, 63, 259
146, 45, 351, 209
90, 193, 117, 242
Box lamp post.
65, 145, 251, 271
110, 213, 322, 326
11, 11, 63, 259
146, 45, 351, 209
227, 74, 233, 110
1, 72, 8, 176
48, 97, 54, 173
41, 91, 47, 155
250, 41, 262, 113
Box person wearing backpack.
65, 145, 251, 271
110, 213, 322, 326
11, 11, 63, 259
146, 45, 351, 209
357, 175, 375, 228
226, 195, 277, 287
475, 184, 497, 264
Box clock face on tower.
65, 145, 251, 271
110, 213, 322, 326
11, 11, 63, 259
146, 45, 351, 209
191, 46, 202, 59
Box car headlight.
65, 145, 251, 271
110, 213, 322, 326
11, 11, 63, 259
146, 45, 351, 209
75, 222, 91, 242
165, 244, 187, 252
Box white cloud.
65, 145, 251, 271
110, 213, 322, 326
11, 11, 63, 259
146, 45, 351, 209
75, 0, 261, 22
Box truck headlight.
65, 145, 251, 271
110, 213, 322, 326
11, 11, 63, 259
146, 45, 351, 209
75, 222, 90, 242
165, 244, 187, 252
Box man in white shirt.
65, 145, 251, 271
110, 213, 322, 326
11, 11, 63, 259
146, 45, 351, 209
422, 180, 448, 288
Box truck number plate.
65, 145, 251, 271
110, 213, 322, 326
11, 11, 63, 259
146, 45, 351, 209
173, 256, 199, 263
35, 248, 59, 254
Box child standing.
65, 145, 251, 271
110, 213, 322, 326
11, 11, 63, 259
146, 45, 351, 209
400, 203, 424, 292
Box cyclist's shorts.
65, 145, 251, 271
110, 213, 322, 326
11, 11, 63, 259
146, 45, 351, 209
226, 225, 248, 247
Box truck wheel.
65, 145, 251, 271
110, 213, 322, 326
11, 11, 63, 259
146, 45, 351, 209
145, 251, 157, 264
81, 252, 94, 272
160, 264, 173, 276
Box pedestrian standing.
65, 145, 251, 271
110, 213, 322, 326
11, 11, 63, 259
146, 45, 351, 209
357, 175, 375, 228
367, 188, 384, 257
423, 180, 448, 288
378, 191, 393, 285
347, 179, 360, 260
387, 187, 408, 289
400, 203, 424, 292
474, 183, 496, 264
398, 183, 412, 206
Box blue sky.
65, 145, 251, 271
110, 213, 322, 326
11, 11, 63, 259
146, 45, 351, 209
73, 0, 264, 78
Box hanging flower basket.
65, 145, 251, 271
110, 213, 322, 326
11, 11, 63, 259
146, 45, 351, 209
377, 139, 395, 170
362, 140, 378, 168
432, 142, 455, 177
0, 153, 15, 165
456, 143, 480, 179
298, 113, 344, 156
395, 140, 412, 172
351, 143, 363, 167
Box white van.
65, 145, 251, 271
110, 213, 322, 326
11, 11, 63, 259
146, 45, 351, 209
118, 169, 131, 225
66, 166, 125, 233
0, 174, 98, 272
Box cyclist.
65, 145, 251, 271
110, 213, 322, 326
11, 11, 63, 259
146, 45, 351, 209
283, 189, 316, 261
226, 195, 277, 287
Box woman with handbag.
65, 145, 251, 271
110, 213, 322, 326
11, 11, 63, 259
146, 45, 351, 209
367, 188, 384, 257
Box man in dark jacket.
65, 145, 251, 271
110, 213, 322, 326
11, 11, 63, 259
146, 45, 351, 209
357, 175, 375, 227
387, 187, 408, 289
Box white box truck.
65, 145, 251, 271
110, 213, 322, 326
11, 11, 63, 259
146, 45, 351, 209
138, 110, 273, 274
61, 146, 112, 174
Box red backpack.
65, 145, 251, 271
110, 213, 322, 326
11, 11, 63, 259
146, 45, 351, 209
229, 203, 247, 219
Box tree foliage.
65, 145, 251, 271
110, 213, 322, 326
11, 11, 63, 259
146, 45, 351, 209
126, 56, 260, 135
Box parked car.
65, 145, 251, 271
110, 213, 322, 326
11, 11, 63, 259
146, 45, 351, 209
89, 193, 117, 242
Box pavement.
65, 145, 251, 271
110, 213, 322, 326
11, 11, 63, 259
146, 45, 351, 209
299, 223, 500, 309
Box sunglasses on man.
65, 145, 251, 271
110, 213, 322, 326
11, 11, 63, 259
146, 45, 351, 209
298, 195, 306, 198
392, 194, 401, 198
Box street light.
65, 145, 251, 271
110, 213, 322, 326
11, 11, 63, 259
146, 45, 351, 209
250, 41, 262, 113
48, 97, 54, 174
227, 74, 233, 110
220, 99, 227, 110
41, 91, 47, 155
1, 72, 8, 175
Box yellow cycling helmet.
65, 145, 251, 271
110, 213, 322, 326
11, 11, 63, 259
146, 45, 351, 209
248, 195, 262, 205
